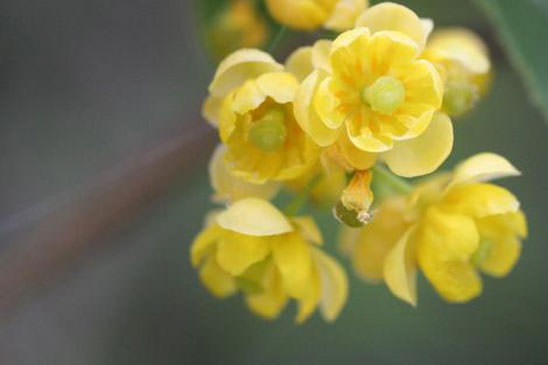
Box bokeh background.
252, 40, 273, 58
1, 0, 547, 364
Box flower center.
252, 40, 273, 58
248, 107, 287, 152
362, 76, 405, 115
443, 80, 478, 116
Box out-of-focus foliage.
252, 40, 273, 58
475, 0, 548, 124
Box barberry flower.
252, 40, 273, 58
342, 153, 527, 305
266, 0, 368, 31
203, 49, 319, 183
191, 198, 348, 322
423, 28, 492, 116
293, 24, 452, 176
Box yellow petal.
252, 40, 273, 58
292, 217, 323, 245
420, 207, 480, 262
477, 211, 528, 240
382, 112, 453, 177
216, 198, 293, 236
294, 70, 341, 146
355, 2, 427, 50
209, 145, 280, 203
421, 258, 483, 303
286, 46, 314, 82
325, 0, 368, 31
346, 121, 394, 152
231, 79, 266, 115
202, 96, 222, 127
312, 247, 349, 321
314, 77, 346, 129
330, 27, 370, 63
383, 227, 418, 306
256, 72, 299, 104
245, 264, 288, 319
427, 28, 490, 74
271, 233, 313, 298
190, 224, 223, 267
295, 263, 321, 323
450, 153, 521, 187
216, 233, 271, 275
368, 30, 420, 68
337, 131, 377, 170
417, 208, 483, 302
209, 48, 283, 97
218, 92, 238, 142
199, 255, 237, 298
311, 39, 332, 73
442, 183, 520, 218
479, 236, 521, 278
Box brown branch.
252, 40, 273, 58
0, 121, 216, 320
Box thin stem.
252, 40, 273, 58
267, 26, 287, 53
372, 164, 413, 195
284, 174, 322, 216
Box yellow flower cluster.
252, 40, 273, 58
192, 1, 525, 322
342, 153, 527, 305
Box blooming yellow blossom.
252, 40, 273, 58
266, 0, 368, 31
423, 28, 492, 116
206, 0, 269, 61
203, 49, 319, 183
191, 198, 348, 322
294, 24, 453, 176
342, 153, 526, 305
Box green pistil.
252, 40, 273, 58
248, 107, 287, 151
362, 76, 406, 115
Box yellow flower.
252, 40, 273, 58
342, 153, 527, 305
206, 0, 269, 61
191, 198, 348, 323
209, 145, 280, 203
266, 0, 368, 31
294, 24, 452, 176
203, 49, 319, 183
423, 28, 492, 116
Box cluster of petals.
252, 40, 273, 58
342, 153, 527, 305
191, 198, 348, 322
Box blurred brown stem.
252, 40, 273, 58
0, 120, 216, 321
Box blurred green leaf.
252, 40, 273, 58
475, 0, 548, 124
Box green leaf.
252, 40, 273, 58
475, 0, 548, 124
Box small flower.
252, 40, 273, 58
266, 0, 368, 31
294, 23, 452, 176
423, 28, 492, 116
206, 0, 270, 61
191, 198, 348, 322
342, 153, 527, 305
203, 49, 319, 183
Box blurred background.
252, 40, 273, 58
0, 0, 547, 364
